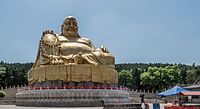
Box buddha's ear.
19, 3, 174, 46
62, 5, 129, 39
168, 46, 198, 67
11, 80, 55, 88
61, 24, 64, 34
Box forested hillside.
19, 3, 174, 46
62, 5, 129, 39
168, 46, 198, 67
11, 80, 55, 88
0, 61, 33, 87
0, 61, 199, 91
116, 63, 200, 91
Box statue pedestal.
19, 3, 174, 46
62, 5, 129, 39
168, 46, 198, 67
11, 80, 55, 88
16, 88, 130, 107
28, 64, 118, 86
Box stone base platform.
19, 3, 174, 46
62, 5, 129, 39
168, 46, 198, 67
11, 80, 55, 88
104, 103, 142, 109
16, 88, 130, 107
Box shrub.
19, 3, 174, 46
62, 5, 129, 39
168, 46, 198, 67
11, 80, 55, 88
0, 91, 6, 98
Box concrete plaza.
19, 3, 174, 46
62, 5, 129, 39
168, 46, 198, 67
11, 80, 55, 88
0, 104, 171, 109
0, 105, 103, 109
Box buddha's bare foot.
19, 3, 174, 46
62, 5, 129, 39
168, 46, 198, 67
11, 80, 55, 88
99, 46, 109, 53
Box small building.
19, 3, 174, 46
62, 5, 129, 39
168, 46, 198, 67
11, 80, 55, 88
184, 76, 200, 91
178, 91, 200, 103
165, 91, 200, 109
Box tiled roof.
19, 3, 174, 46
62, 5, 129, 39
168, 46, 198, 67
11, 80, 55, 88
179, 91, 200, 96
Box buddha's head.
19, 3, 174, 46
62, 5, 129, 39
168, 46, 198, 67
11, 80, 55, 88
61, 16, 80, 37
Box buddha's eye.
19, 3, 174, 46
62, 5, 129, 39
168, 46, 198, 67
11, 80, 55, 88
65, 21, 71, 25
73, 22, 77, 26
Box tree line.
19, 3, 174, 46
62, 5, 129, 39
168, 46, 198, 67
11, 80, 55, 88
0, 61, 33, 88
0, 61, 199, 91
116, 63, 200, 91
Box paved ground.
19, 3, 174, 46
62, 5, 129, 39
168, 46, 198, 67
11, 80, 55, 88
0, 104, 171, 109
144, 103, 171, 109
0, 105, 103, 109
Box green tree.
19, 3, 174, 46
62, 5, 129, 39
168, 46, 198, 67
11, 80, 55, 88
132, 68, 142, 89
186, 69, 197, 84
118, 70, 133, 88
0, 67, 6, 87
140, 65, 181, 91
0, 61, 33, 87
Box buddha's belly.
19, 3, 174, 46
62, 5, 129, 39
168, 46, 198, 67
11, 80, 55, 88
60, 42, 93, 56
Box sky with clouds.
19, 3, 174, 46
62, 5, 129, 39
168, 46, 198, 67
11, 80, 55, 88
0, 0, 200, 65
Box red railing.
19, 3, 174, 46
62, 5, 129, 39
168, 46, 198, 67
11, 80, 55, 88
22, 86, 128, 91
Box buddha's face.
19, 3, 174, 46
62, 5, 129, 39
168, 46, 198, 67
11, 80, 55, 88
63, 16, 78, 36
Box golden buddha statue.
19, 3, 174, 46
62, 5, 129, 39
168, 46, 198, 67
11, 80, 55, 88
28, 16, 118, 86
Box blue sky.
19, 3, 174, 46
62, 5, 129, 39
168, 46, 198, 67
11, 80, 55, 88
0, 0, 200, 65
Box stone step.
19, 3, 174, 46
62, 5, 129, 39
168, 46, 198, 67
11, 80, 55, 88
0, 97, 16, 105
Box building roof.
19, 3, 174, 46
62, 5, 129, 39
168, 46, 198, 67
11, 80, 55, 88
179, 91, 200, 96
184, 84, 200, 89
194, 76, 200, 84
184, 75, 200, 90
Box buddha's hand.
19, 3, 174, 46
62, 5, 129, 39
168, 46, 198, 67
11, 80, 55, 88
99, 46, 109, 53
73, 52, 84, 64
42, 30, 54, 35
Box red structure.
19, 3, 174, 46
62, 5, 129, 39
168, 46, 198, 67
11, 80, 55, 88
165, 91, 200, 109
